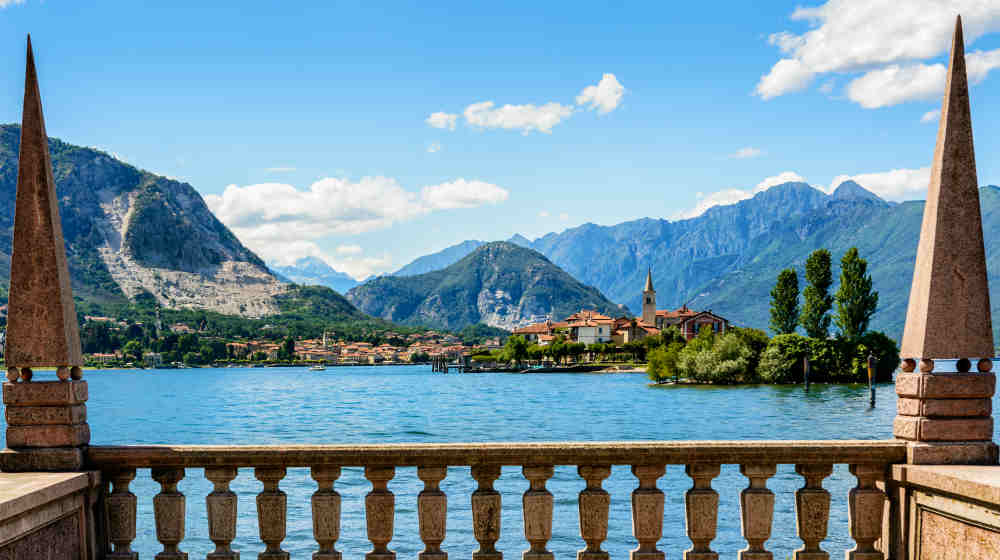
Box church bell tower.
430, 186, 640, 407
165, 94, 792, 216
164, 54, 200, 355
642, 268, 656, 325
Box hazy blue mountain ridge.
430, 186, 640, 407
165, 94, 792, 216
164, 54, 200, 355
271, 256, 359, 294
347, 241, 624, 330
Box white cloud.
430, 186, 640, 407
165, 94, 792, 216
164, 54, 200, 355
756, 58, 814, 99
426, 112, 458, 130
576, 73, 625, 114
266, 166, 296, 173
335, 244, 363, 256
729, 147, 764, 159
755, 171, 807, 191
0, 0, 25, 7
757, 1, 1000, 106
674, 171, 807, 220
420, 178, 509, 210
427, 74, 623, 134
463, 101, 574, 134
427, 142, 441, 153
828, 167, 931, 201
845, 48, 1000, 108
205, 176, 508, 275
921, 109, 940, 123
538, 210, 550, 218
558, 212, 569, 221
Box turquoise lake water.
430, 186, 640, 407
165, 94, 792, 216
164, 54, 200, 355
0, 366, 946, 558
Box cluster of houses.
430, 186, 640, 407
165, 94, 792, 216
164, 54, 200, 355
513, 270, 728, 345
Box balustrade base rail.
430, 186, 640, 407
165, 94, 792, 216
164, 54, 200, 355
86, 440, 906, 560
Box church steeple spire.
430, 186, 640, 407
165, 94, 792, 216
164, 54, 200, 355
642, 268, 656, 325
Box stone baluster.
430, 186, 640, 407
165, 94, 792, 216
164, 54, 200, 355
365, 466, 396, 560
311, 466, 342, 560
471, 465, 503, 560
418, 466, 449, 560
106, 469, 138, 560
739, 464, 776, 560
846, 465, 886, 560
152, 468, 187, 560
522, 465, 554, 560
577, 465, 611, 560
794, 464, 833, 560
630, 464, 666, 560
684, 464, 720, 560
206, 467, 239, 560
255, 467, 289, 560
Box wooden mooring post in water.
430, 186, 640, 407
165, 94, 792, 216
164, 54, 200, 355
803, 356, 810, 391
867, 353, 877, 407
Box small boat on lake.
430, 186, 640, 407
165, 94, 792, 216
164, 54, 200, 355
309, 364, 327, 371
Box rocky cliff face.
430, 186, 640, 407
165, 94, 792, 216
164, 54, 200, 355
0, 124, 286, 316
348, 242, 624, 330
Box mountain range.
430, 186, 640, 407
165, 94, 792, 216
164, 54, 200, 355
270, 257, 360, 294
346, 242, 624, 330
385, 180, 1000, 341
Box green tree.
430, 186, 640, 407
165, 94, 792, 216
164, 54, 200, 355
675, 331, 751, 384
122, 340, 143, 363
769, 268, 800, 335
278, 337, 296, 361
834, 248, 879, 340
500, 335, 529, 367
732, 327, 770, 380
757, 334, 812, 383
800, 249, 834, 338
646, 341, 686, 384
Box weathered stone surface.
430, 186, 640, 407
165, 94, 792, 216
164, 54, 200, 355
894, 372, 994, 399
897, 397, 991, 418
205, 467, 239, 560
684, 464, 720, 560
3, 380, 88, 406
0, 448, 84, 472
894, 417, 992, 442
6, 423, 90, 448
905, 441, 998, 465
846, 465, 885, 560
152, 468, 187, 560
739, 464, 776, 560
578, 465, 611, 560
5, 36, 83, 369
0, 508, 80, 560
256, 467, 289, 560
900, 16, 994, 361
364, 466, 395, 560
900, 17, 993, 361
311, 465, 342, 560
5, 404, 86, 425
522, 465, 554, 560
470, 465, 502, 560
919, 508, 1000, 559
794, 464, 832, 560
417, 466, 447, 560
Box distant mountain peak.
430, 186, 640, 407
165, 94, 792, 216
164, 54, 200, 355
832, 180, 883, 202
348, 240, 622, 330
507, 233, 532, 247
270, 256, 358, 294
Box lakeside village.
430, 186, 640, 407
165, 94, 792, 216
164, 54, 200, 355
0, 246, 897, 384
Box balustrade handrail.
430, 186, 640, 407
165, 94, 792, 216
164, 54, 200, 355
87, 439, 906, 468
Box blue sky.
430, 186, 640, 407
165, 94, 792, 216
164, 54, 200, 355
3, 1, 1000, 278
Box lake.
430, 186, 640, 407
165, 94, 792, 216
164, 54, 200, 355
1, 366, 943, 558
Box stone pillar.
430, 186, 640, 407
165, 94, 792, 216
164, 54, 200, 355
1, 379, 89, 471
0, 36, 89, 472
894, 17, 998, 466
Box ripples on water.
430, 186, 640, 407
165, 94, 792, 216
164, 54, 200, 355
1, 366, 955, 558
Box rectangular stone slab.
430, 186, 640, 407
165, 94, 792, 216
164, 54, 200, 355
5, 423, 90, 448
897, 397, 991, 418
895, 372, 995, 399
0, 448, 85, 472
894, 416, 993, 441
5, 404, 86, 426
2, 381, 87, 406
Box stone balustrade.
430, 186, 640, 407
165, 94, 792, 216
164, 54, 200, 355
86, 441, 905, 559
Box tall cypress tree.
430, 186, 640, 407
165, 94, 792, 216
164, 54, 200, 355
769, 268, 800, 335
834, 247, 879, 340
800, 249, 833, 338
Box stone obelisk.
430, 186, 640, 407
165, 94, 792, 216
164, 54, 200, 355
894, 16, 997, 465
1, 37, 90, 472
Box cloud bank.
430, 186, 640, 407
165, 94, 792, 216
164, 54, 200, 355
756, 1, 1000, 108
205, 176, 508, 278
426, 74, 625, 134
